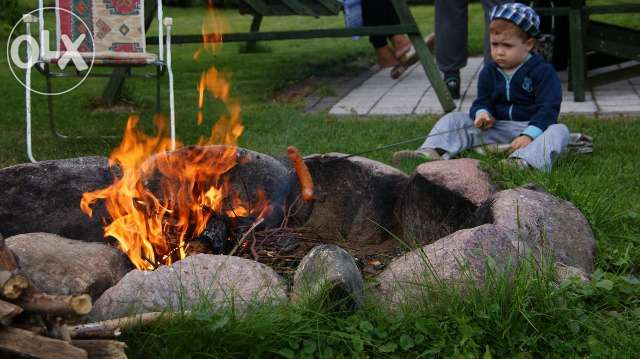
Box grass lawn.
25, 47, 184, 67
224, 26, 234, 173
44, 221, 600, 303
1, 2, 640, 357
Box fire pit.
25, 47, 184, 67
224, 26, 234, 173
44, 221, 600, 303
0, 151, 597, 322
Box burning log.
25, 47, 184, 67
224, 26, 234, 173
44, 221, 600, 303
194, 214, 229, 254
19, 293, 92, 317
72, 340, 127, 359
68, 311, 188, 339
0, 326, 88, 359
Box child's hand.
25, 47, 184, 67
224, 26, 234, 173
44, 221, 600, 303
511, 135, 533, 150
474, 112, 495, 130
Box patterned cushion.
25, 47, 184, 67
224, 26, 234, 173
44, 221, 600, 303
56, 0, 147, 60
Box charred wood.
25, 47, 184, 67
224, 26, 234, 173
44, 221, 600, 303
194, 215, 229, 254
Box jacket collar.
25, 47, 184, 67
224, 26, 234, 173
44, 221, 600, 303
489, 52, 543, 78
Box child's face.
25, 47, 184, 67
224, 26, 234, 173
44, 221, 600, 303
490, 32, 535, 71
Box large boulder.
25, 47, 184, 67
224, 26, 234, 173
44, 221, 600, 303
90, 254, 287, 321
6, 233, 132, 300
292, 153, 409, 245
476, 186, 596, 273
396, 158, 496, 245
377, 224, 519, 306
0, 157, 115, 242
292, 244, 364, 310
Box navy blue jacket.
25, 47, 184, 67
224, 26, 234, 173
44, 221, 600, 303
469, 53, 562, 138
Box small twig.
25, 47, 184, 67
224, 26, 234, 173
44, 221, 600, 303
250, 233, 259, 261
228, 217, 264, 257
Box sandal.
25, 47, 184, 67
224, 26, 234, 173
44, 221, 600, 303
390, 33, 435, 80
390, 47, 419, 79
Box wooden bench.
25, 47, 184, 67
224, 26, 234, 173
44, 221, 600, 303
536, 0, 640, 102
146, 0, 456, 113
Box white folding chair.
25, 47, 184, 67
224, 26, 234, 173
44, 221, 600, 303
23, 0, 176, 163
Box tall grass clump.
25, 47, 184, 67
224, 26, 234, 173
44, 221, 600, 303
123, 252, 640, 358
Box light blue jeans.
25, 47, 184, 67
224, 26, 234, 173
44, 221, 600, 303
418, 112, 570, 172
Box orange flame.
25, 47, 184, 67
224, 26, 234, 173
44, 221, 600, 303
193, 1, 228, 62
81, 4, 264, 270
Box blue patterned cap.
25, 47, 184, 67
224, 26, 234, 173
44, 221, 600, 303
490, 3, 541, 39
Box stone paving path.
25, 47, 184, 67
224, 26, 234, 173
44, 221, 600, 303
329, 57, 640, 117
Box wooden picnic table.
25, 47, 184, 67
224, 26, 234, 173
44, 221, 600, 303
535, 0, 640, 102
105, 1, 640, 107
103, 0, 455, 113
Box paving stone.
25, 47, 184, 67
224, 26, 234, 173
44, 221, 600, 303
330, 56, 635, 117
598, 105, 640, 114
594, 94, 640, 105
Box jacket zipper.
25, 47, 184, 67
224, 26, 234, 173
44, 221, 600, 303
498, 70, 513, 120
497, 55, 531, 122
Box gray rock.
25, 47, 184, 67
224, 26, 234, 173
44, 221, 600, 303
396, 158, 496, 245
415, 159, 496, 207
292, 245, 364, 310
482, 187, 596, 273
555, 262, 590, 283
6, 233, 132, 300
377, 224, 520, 306
90, 254, 287, 321
293, 153, 409, 245
0, 157, 116, 242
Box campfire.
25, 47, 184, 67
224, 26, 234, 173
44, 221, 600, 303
80, 4, 301, 271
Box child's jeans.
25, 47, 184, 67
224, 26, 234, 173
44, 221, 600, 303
418, 111, 570, 172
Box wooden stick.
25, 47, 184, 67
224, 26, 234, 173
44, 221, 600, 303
20, 293, 92, 317
1, 271, 29, 300
228, 217, 264, 257
0, 299, 23, 326
0, 237, 29, 300
72, 340, 128, 359
46, 317, 72, 342
0, 235, 19, 271
0, 326, 88, 359
68, 311, 188, 339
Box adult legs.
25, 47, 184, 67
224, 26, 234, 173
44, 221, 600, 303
435, 0, 468, 74
361, 0, 408, 67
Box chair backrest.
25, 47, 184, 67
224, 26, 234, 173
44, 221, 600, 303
39, 0, 153, 58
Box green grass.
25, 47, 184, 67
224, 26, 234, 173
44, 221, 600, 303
122, 259, 640, 358
1, 3, 640, 357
